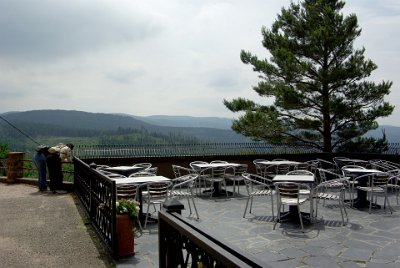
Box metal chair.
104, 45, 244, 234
169, 174, 199, 219
172, 165, 195, 178
273, 182, 312, 232
242, 173, 275, 219
133, 163, 152, 169
225, 164, 248, 196
116, 184, 143, 231
140, 181, 173, 229
204, 165, 228, 198
313, 179, 349, 226
356, 172, 394, 214
190, 161, 209, 194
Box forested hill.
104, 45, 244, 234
1, 110, 399, 153
0, 110, 250, 151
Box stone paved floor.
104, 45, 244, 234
119, 186, 400, 268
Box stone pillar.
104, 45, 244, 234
6, 152, 25, 183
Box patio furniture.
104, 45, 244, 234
190, 161, 210, 194
313, 179, 349, 226
242, 173, 275, 219
273, 182, 312, 232
356, 172, 394, 214
224, 164, 248, 196
169, 174, 199, 219
172, 165, 195, 178
133, 163, 152, 169
317, 168, 350, 205
141, 180, 173, 228
102, 165, 144, 177
204, 165, 229, 198
286, 170, 314, 195
341, 168, 382, 208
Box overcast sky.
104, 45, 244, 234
0, 0, 399, 126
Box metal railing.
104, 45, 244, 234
158, 210, 270, 267
74, 143, 320, 159
74, 143, 400, 159
74, 158, 118, 257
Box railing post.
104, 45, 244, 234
163, 199, 184, 214
6, 152, 25, 183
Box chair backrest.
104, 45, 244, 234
129, 171, 156, 177
98, 170, 127, 179
316, 158, 336, 170
144, 181, 173, 200
286, 170, 314, 176
372, 172, 390, 187
275, 182, 301, 199
341, 165, 366, 177
317, 168, 343, 183
211, 166, 226, 178
234, 164, 248, 175
190, 161, 208, 172
242, 173, 273, 187
172, 165, 194, 178
133, 163, 152, 169
253, 159, 267, 164
117, 184, 139, 199
210, 160, 228, 164
296, 163, 310, 171
170, 174, 198, 192
276, 164, 290, 174
144, 167, 158, 175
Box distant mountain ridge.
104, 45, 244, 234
132, 115, 233, 130
0, 110, 250, 143
1, 110, 399, 143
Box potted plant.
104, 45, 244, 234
115, 199, 139, 258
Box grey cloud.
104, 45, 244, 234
0, 0, 164, 61
106, 68, 147, 84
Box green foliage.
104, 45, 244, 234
0, 144, 8, 158
224, 0, 394, 152
116, 199, 139, 221
337, 131, 389, 153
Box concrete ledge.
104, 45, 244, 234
0, 176, 74, 192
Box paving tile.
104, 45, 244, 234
123, 186, 400, 268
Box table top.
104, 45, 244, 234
103, 166, 143, 171
273, 174, 315, 183
342, 168, 382, 174
113, 175, 170, 185
258, 161, 301, 166
192, 163, 240, 168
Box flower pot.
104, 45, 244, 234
116, 214, 135, 257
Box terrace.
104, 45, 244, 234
1, 143, 400, 267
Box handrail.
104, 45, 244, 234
158, 210, 270, 268
74, 143, 320, 159
73, 143, 400, 159
73, 157, 118, 257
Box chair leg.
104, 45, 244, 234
273, 202, 282, 230
297, 206, 304, 231
249, 196, 254, 213
191, 197, 199, 219
270, 194, 274, 219
144, 202, 150, 229
368, 192, 372, 214
243, 197, 250, 218
186, 198, 193, 214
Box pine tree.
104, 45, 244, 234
224, 0, 393, 152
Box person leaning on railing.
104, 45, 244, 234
46, 143, 74, 194
33, 145, 50, 191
